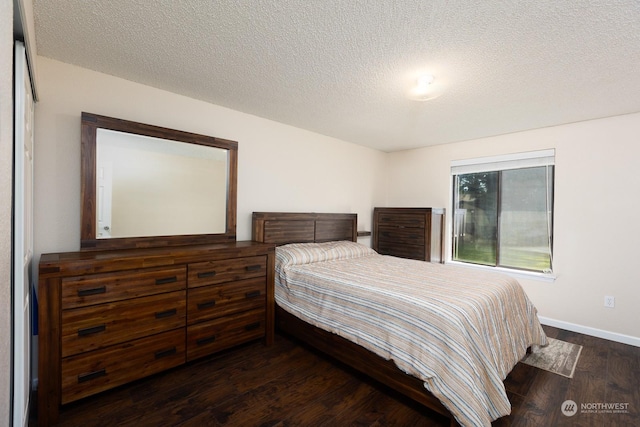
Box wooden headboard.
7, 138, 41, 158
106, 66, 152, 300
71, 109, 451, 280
252, 212, 357, 245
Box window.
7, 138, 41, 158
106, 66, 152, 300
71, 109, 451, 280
451, 150, 554, 273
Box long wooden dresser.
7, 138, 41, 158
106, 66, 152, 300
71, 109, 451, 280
372, 207, 445, 262
38, 241, 275, 426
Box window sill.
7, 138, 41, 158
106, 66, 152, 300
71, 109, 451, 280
446, 260, 557, 283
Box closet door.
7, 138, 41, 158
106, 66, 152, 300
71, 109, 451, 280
13, 40, 34, 427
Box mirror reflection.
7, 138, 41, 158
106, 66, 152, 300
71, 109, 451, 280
96, 129, 228, 239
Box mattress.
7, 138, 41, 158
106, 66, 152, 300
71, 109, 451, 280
275, 241, 548, 427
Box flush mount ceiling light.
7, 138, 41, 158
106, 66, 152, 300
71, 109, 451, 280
408, 74, 441, 101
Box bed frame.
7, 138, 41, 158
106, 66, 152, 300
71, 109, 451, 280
252, 212, 457, 426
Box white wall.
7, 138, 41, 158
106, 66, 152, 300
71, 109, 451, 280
0, 1, 14, 425
33, 56, 387, 257
387, 113, 640, 343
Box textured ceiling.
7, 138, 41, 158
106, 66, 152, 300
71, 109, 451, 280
33, 0, 640, 152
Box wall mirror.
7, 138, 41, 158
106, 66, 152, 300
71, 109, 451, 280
81, 112, 238, 250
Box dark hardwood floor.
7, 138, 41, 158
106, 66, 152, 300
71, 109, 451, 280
35, 325, 639, 426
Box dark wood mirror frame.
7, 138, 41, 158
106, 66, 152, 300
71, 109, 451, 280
80, 112, 238, 251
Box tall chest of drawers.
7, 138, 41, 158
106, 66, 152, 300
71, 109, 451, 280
38, 241, 275, 426
373, 207, 445, 262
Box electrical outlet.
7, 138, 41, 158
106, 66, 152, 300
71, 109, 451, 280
604, 296, 615, 308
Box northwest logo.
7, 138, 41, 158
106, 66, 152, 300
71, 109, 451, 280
561, 400, 578, 417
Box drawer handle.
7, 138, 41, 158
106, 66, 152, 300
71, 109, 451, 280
245, 290, 261, 299
155, 309, 177, 319
77, 324, 106, 336
156, 276, 178, 285
155, 347, 177, 359
245, 265, 261, 272
244, 322, 261, 331
77, 286, 106, 297
410, 234, 420, 238
197, 300, 216, 310
381, 232, 390, 237
78, 369, 106, 383
197, 271, 217, 279
196, 335, 216, 346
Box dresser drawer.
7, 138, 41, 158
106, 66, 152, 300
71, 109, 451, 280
61, 329, 185, 404
376, 241, 425, 260
61, 266, 186, 309
377, 226, 425, 245
187, 277, 266, 325
61, 290, 186, 357
186, 308, 265, 361
188, 256, 266, 288
376, 213, 425, 229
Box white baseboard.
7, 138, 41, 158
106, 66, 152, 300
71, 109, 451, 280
539, 316, 640, 348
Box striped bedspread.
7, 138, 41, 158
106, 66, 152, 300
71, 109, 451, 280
275, 241, 547, 427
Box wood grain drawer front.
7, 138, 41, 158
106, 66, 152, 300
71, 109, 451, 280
377, 213, 425, 229
186, 308, 266, 361
188, 256, 267, 288
187, 277, 266, 325
61, 329, 185, 404
376, 241, 425, 260
61, 290, 186, 357
377, 226, 425, 245
61, 266, 186, 309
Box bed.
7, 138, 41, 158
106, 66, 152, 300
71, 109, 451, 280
252, 212, 547, 427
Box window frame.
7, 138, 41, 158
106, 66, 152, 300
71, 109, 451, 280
449, 150, 556, 279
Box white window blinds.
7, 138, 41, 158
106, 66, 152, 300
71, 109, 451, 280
451, 149, 555, 175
